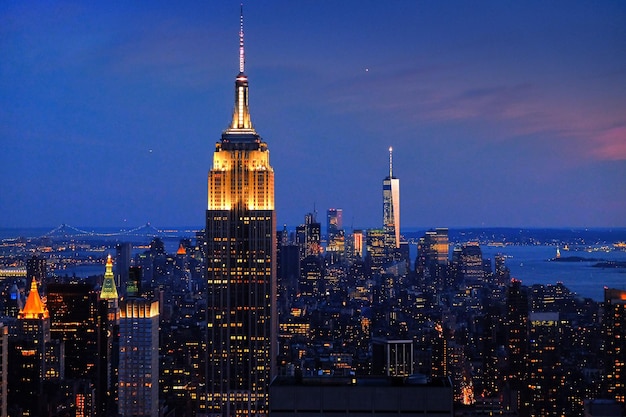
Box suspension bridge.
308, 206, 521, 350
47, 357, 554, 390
38, 223, 198, 239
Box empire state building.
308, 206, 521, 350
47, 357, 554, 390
205, 8, 276, 416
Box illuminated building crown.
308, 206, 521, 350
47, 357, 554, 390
100, 254, 119, 300
19, 278, 49, 319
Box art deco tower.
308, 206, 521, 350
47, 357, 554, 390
205, 7, 276, 416
383, 147, 400, 250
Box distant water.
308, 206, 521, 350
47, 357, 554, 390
0, 227, 54, 239
3, 228, 626, 301
480, 245, 626, 301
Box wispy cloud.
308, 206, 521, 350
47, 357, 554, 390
319, 63, 626, 161
592, 126, 626, 160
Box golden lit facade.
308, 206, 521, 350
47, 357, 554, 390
100, 254, 119, 300
19, 278, 50, 321
205, 8, 276, 416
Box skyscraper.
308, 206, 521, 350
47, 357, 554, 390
527, 312, 565, 416
416, 228, 449, 289
205, 7, 276, 416
604, 288, 626, 403
47, 282, 99, 380
115, 242, 132, 294
99, 255, 120, 413
506, 278, 529, 412
371, 338, 414, 377
454, 242, 484, 287
118, 299, 159, 417
9, 279, 52, 416
0, 324, 7, 417
296, 213, 321, 259
326, 208, 343, 240
26, 254, 46, 283
326, 208, 344, 257
383, 147, 400, 251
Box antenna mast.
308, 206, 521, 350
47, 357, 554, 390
239, 3, 245, 73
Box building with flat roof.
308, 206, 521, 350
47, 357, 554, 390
372, 339, 414, 377
269, 375, 453, 417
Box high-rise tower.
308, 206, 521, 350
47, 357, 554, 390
604, 288, 626, 403
47, 281, 99, 380
118, 299, 159, 417
383, 147, 400, 250
9, 279, 52, 416
326, 208, 344, 257
99, 255, 120, 413
205, 6, 276, 416
0, 324, 6, 417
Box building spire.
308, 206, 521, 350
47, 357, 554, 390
19, 278, 49, 319
389, 146, 393, 178
228, 3, 254, 132
239, 3, 245, 74
100, 254, 119, 300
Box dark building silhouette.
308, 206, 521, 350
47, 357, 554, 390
47, 282, 99, 380
115, 242, 132, 294
603, 288, 626, 404
365, 228, 385, 276
99, 255, 120, 414
454, 242, 484, 287
269, 376, 453, 416
26, 255, 46, 283
299, 255, 323, 297
505, 278, 529, 413
0, 323, 7, 417
279, 244, 300, 296
416, 229, 449, 289
527, 312, 565, 416
9, 279, 52, 416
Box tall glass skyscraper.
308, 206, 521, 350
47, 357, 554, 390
205, 7, 276, 416
383, 147, 400, 250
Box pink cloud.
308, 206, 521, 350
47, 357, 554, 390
592, 126, 626, 160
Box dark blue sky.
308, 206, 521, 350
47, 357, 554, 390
1, 1, 625, 229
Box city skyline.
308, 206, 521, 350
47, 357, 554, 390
1, 1, 625, 229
